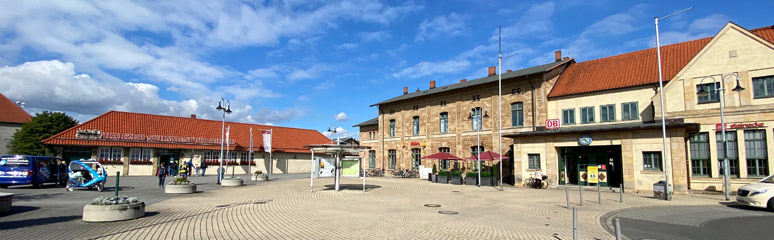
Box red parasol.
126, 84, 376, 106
465, 151, 509, 161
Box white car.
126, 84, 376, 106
736, 174, 774, 211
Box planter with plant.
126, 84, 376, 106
221, 176, 243, 187
83, 195, 145, 222
479, 171, 495, 186
429, 164, 437, 182
252, 170, 269, 181
436, 171, 449, 184
165, 177, 196, 194
465, 171, 478, 185
450, 170, 463, 185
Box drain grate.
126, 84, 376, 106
438, 210, 459, 215
423, 204, 441, 208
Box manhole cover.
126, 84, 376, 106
215, 204, 230, 208
438, 211, 459, 215
253, 201, 267, 204
424, 204, 441, 207
545, 224, 550, 226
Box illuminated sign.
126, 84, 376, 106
545, 119, 561, 130
715, 122, 764, 131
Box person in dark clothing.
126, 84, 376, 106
200, 160, 208, 176
156, 163, 168, 188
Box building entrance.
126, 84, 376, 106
558, 146, 622, 187
159, 149, 181, 176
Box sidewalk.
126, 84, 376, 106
71, 177, 727, 239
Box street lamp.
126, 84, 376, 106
497, 26, 518, 191
216, 98, 232, 184
327, 124, 340, 144
469, 107, 489, 187
655, 6, 693, 201
697, 73, 744, 201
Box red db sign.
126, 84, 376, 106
546, 119, 561, 130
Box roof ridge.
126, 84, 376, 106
42, 110, 114, 142
106, 110, 320, 132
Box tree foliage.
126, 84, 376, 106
8, 111, 78, 156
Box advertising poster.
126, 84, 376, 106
318, 158, 335, 178
587, 166, 599, 184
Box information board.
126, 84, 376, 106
587, 166, 598, 184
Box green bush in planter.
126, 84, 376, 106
451, 170, 462, 177
481, 171, 493, 177
491, 162, 499, 176
466, 171, 477, 177
432, 164, 437, 174
438, 171, 450, 176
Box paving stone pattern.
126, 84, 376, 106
66, 178, 723, 240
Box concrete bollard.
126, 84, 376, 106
619, 183, 624, 202
579, 185, 583, 206
614, 217, 622, 240
573, 207, 578, 240
565, 187, 570, 209
597, 183, 601, 204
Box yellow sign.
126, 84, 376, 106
587, 166, 599, 184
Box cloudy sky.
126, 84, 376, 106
0, 0, 772, 139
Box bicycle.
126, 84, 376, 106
523, 174, 548, 189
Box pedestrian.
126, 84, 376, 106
156, 163, 168, 188
534, 169, 543, 189
186, 160, 193, 177
180, 163, 188, 178
195, 163, 200, 177
200, 160, 208, 176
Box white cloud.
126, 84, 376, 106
416, 13, 468, 41
252, 107, 306, 124
335, 112, 349, 121
322, 126, 356, 139
337, 43, 359, 50
650, 13, 729, 47
286, 64, 333, 83
392, 59, 471, 79
360, 31, 392, 42
314, 81, 335, 91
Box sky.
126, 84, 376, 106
1, 0, 773, 139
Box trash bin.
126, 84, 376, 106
653, 180, 669, 200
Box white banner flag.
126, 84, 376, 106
263, 129, 272, 152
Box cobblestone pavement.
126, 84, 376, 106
53, 177, 731, 240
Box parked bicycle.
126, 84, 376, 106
391, 169, 419, 178
365, 168, 384, 177
523, 174, 548, 189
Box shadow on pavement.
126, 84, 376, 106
0, 215, 80, 230
719, 201, 773, 213
0, 206, 40, 217
12, 193, 68, 201
322, 184, 381, 191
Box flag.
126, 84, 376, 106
249, 128, 254, 162
263, 129, 272, 152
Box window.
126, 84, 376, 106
690, 133, 710, 176
204, 151, 212, 161
111, 148, 123, 162
511, 102, 524, 127
471, 108, 482, 130
439, 147, 450, 170
142, 149, 152, 161
580, 107, 594, 124
472, 95, 481, 101
439, 113, 448, 133
716, 131, 739, 177
600, 104, 615, 122
470, 146, 484, 171
240, 152, 248, 162
99, 147, 111, 160
389, 120, 395, 137
697, 82, 720, 103
130, 148, 141, 161
753, 75, 774, 98
413, 105, 419, 111
440, 100, 447, 106
411, 148, 421, 169
388, 150, 396, 169
643, 152, 662, 171
230, 152, 237, 162
562, 109, 575, 125
412, 116, 420, 135
528, 154, 540, 170
744, 130, 768, 177
622, 102, 639, 121
368, 151, 376, 168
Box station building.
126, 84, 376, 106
42, 111, 330, 176
358, 22, 774, 193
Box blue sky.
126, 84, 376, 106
0, 0, 772, 139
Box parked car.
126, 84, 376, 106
736, 174, 774, 211
0, 155, 66, 188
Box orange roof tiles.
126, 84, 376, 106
43, 111, 330, 153
548, 25, 774, 98
0, 93, 31, 124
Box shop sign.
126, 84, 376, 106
715, 122, 764, 131
410, 141, 420, 146
75, 129, 102, 139
97, 131, 236, 145
545, 119, 561, 130
587, 166, 598, 184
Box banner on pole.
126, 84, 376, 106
249, 128, 254, 161
263, 129, 272, 152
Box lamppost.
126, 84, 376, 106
327, 124, 341, 144
469, 107, 489, 187
216, 98, 232, 184
497, 26, 518, 191
697, 73, 745, 201
655, 7, 693, 201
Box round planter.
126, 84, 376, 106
83, 202, 145, 222
221, 178, 243, 187
0, 192, 13, 213
165, 183, 197, 194
252, 174, 269, 181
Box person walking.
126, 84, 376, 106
186, 161, 193, 177
200, 160, 208, 176
534, 169, 543, 189
156, 163, 168, 188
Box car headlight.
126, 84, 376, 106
749, 189, 768, 196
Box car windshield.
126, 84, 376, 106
761, 175, 774, 184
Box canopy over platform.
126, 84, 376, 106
305, 144, 371, 192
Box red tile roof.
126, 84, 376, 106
0, 93, 31, 124
43, 111, 330, 153
548, 25, 774, 98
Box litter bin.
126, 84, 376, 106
653, 180, 670, 200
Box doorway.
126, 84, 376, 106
158, 149, 181, 175
558, 146, 622, 187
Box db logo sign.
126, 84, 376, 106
546, 119, 561, 130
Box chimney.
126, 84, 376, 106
488, 66, 496, 77
555, 50, 562, 62
416, 88, 420, 92
563, 57, 569, 61
460, 79, 467, 83
403, 87, 408, 95
507, 70, 512, 73
190, 114, 196, 119
430, 80, 436, 89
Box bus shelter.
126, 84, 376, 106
305, 144, 371, 192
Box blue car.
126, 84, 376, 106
0, 155, 66, 188
66, 159, 107, 192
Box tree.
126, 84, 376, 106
8, 111, 78, 156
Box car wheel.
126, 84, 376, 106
96, 182, 104, 192
32, 182, 41, 188
768, 198, 774, 212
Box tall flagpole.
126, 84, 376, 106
249, 127, 253, 179
269, 129, 273, 175
498, 25, 504, 191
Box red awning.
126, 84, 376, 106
465, 151, 509, 161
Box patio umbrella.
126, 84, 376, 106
422, 152, 463, 172
465, 151, 509, 161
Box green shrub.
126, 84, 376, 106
255, 170, 263, 175
91, 195, 139, 205
169, 177, 190, 185
481, 171, 493, 177
438, 171, 450, 176
432, 164, 437, 174
491, 162, 499, 176
451, 170, 462, 177
466, 171, 477, 177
